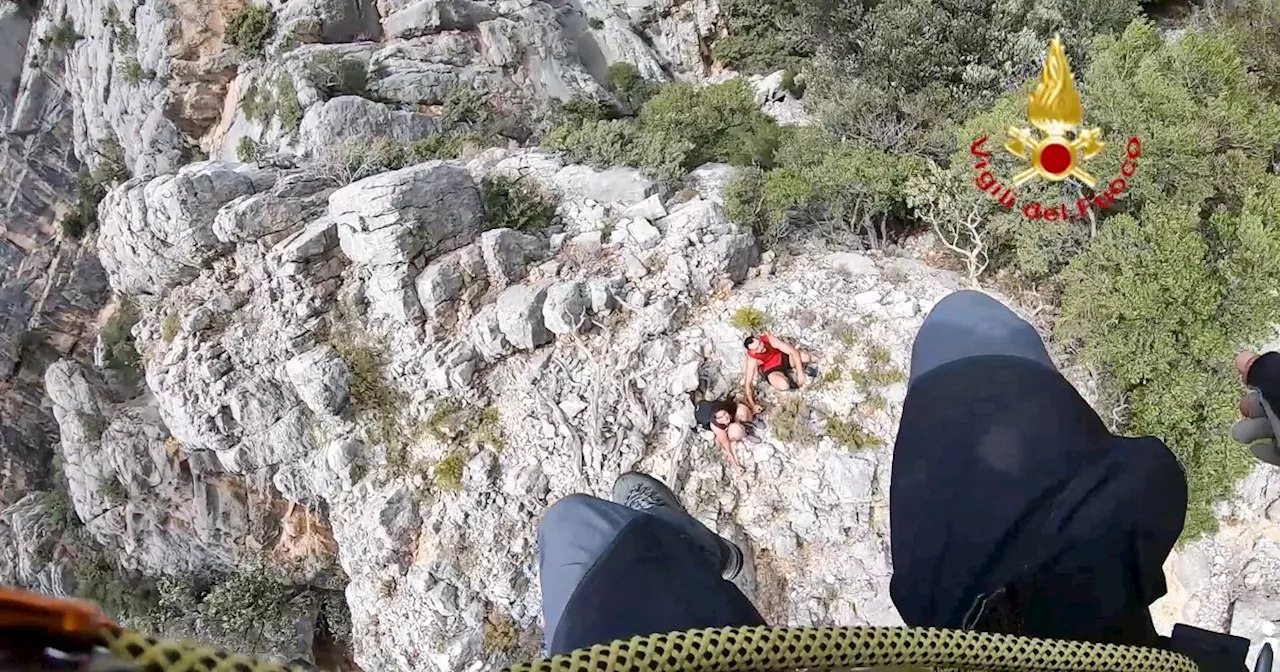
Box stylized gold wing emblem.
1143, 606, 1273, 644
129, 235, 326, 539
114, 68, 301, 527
1004, 35, 1104, 187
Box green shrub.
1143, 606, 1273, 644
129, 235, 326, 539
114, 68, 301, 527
60, 162, 120, 240
121, 57, 142, 83
729, 306, 769, 333
543, 80, 778, 183
482, 611, 521, 654
200, 571, 295, 647
711, 0, 811, 73
423, 401, 504, 451
1207, 0, 1280, 98
47, 461, 78, 531
330, 325, 406, 470
98, 477, 126, 503
405, 132, 484, 162
771, 396, 816, 445
236, 136, 261, 163
275, 73, 301, 136
826, 319, 860, 348
1056, 184, 1280, 541
237, 73, 300, 135
442, 87, 492, 127
239, 81, 273, 123
69, 544, 163, 627
822, 413, 879, 450
319, 590, 354, 648
726, 127, 921, 247
308, 51, 368, 98
849, 343, 905, 392
1082, 19, 1280, 210
435, 450, 467, 491
160, 313, 179, 342
152, 576, 200, 627
587, 16, 604, 30
101, 296, 141, 377
560, 96, 615, 124
606, 62, 656, 112
640, 81, 781, 167
473, 406, 504, 451
425, 398, 465, 441
481, 176, 558, 231
796, 0, 1138, 156
330, 330, 399, 411
48, 16, 79, 47
224, 4, 273, 59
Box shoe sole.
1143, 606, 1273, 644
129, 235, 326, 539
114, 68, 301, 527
719, 539, 744, 581
612, 472, 744, 581
612, 472, 690, 513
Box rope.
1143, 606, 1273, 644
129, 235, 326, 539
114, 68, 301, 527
502, 626, 1202, 672
99, 629, 309, 672
94, 624, 1201, 672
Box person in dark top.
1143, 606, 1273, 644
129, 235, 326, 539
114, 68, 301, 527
693, 397, 759, 471
534, 289, 1277, 660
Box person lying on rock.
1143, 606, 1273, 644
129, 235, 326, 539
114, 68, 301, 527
740, 333, 818, 412
692, 396, 762, 471
533, 289, 1275, 671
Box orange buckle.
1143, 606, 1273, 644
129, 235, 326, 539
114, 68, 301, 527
0, 586, 119, 652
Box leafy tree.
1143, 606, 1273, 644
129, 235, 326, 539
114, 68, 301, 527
726, 127, 922, 247
1082, 19, 1280, 209
1199, 0, 1280, 99
798, 0, 1141, 158
638, 81, 781, 168
712, 0, 812, 72
606, 63, 657, 112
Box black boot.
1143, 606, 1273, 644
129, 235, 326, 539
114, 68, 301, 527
611, 472, 744, 580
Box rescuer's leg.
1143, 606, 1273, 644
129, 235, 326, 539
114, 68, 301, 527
537, 474, 755, 655
909, 289, 1055, 385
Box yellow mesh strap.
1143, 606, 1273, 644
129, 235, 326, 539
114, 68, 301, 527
503, 626, 1202, 672
98, 624, 1201, 672
100, 629, 309, 672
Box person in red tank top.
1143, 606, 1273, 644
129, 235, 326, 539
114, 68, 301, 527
741, 333, 815, 412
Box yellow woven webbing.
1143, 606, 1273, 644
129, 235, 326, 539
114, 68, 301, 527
502, 626, 1202, 672
97, 624, 1200, 672
100, 629, 309, 672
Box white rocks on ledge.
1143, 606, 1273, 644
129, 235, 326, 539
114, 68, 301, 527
330, 161, 483, 266
97, 162, 260, 295
285, 345, 351, 416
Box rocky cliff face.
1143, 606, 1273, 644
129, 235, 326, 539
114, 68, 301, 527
2, 0, 1279, 669
0, 0, 108, 504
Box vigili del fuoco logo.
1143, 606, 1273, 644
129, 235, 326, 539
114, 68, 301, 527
970, 35, 1141, 221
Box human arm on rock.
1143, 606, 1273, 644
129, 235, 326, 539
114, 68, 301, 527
712, 426, 742, 470
741, 357, 760, 412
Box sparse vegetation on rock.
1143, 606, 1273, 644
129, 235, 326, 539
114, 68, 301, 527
729, 307, 768, 333
481, 176, 557, 232
224, 4, 273, 59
